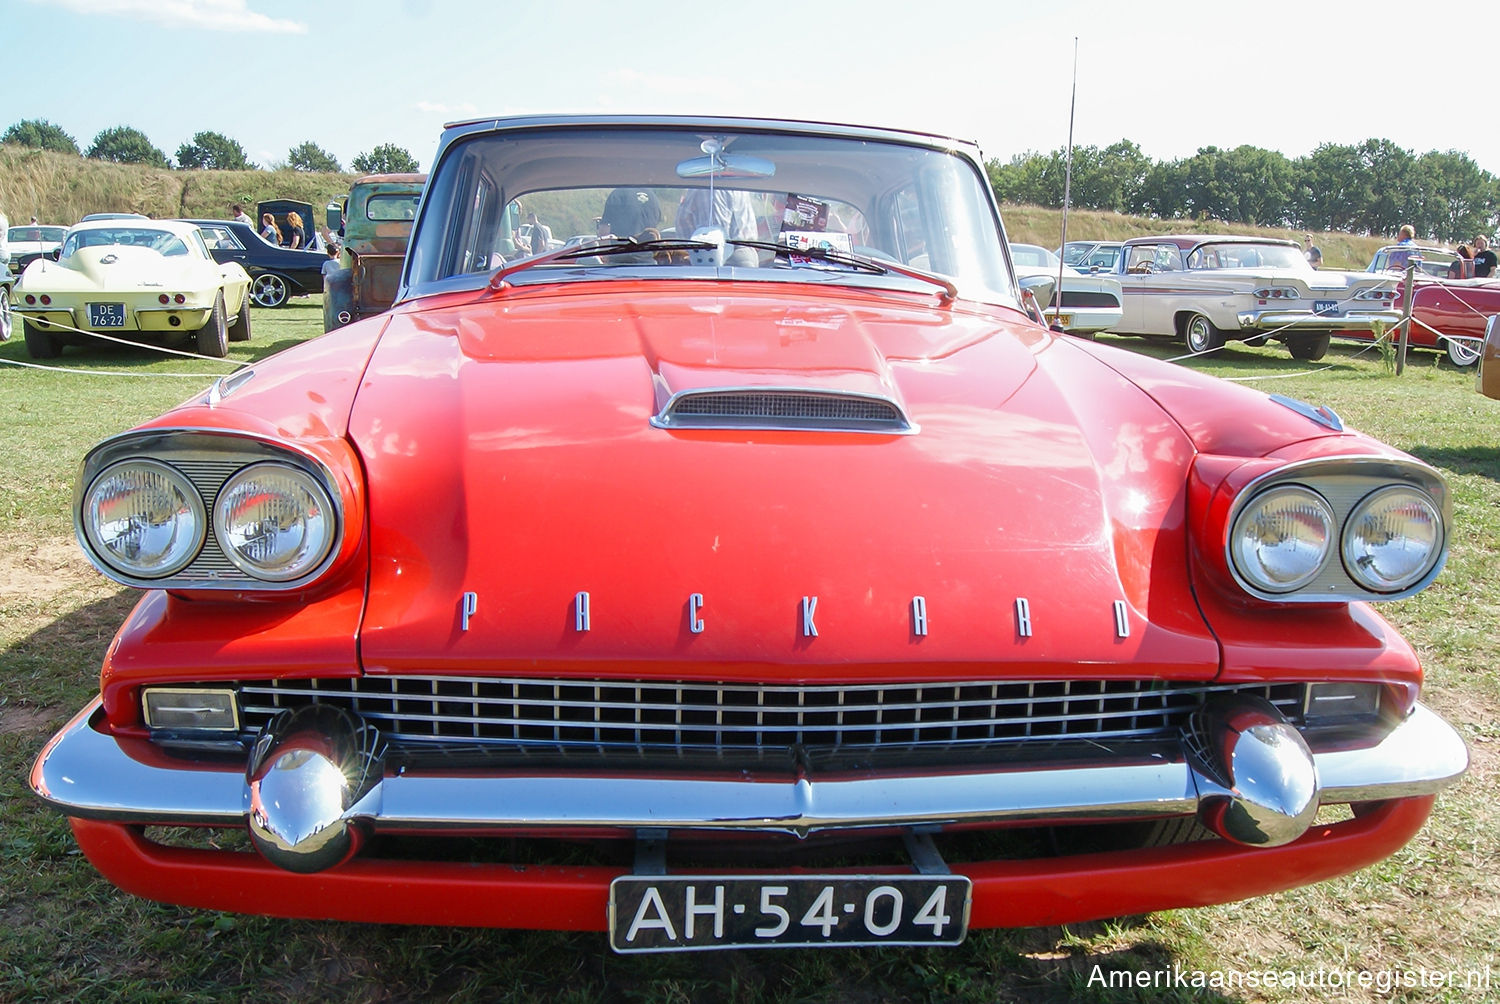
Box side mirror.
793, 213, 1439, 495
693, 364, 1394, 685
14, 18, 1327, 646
1477, 315, 1500, 399
1017, 274, 1056, 325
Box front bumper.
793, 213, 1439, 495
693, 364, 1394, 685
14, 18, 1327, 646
1237, 309, 1401, 332
33, 698, 1467, 836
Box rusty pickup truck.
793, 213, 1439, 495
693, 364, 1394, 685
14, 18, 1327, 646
323, 173, 426, 331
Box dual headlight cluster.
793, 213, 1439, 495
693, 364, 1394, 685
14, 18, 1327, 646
81, 458, 336, 584
1230, 482, 1444, 597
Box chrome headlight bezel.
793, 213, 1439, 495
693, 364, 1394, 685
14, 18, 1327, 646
1341, 485, 1445, 593
213, 462, 337, 582
80, 458, 207, 579
1228, 484, 1335, 594
1222, 456, 1450, 602
74, 429, 346, 591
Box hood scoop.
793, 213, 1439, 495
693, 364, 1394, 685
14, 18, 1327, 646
651, 388, 916, 434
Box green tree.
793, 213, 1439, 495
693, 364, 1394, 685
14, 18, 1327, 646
2, 118, 79, 154
86, 125, 170, 168
352, 143, 419, 174
287, 140, 342, 173
1411, 150, 1500, 242
176, 131, 252, 170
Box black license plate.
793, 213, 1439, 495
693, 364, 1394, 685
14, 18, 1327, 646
1313, 299, 1339, 316
88, 303, 127, 327
609, 874, 971, 952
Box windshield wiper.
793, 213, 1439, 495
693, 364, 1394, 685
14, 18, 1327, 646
488, 237, 718, 289
726, 239, 957, 301
488, 234, 957, 302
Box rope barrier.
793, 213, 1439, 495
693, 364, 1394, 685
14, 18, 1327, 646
3, 311, 250, 377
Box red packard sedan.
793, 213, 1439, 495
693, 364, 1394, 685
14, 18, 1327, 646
32, 115, 1467, 953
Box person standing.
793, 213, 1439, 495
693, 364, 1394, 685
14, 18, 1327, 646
231, 204, 253, 227
1473, 235, 1497, 278
284, 211, 307, 250
1303, 233, 1321, 267
526, 212, 552, 255
260, 212, 281, 246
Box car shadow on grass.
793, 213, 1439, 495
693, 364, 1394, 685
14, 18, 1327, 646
1405, 446, 1500, 483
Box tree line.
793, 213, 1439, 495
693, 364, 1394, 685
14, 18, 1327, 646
1, 118, 419, 175
988, 138, 1499, 244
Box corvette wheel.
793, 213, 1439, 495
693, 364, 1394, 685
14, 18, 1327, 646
22, 320, 62, 359
1446, 336, 1481, 367
1183, 313, 1224, 354
251, 273, 290, 308
228, 291, 253, 342
0, 295, 11, 341
1286, 331, 1330, 361
196, 293, 228, 358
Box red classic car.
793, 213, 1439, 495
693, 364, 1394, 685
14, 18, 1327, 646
1341, 246, 1497, 366
32, 115, 1467, 953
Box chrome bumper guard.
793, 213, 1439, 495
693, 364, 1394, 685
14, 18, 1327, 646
1237, 309, 1401, 331
33, 698, 1467, 871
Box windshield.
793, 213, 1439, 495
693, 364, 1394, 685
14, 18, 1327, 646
1010, 244, 1060, 269
1187, 243, 1307, 270
407, 125, 1013, 302
61, 228, 191, 258
9, 226, 67, 243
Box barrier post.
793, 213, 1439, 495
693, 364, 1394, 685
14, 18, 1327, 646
1396, 261, 1416, 375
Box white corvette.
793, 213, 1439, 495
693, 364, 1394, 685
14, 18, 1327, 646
12, 219, 252, 359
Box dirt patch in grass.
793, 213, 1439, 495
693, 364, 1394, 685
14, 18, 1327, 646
0, 537, 102, 606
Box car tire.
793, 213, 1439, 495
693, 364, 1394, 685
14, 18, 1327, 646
227, 291, 253, 342
250, 273, 291, 308
1286, 332, 1330, 361
1183, 313, 1224, 354
1446, 336, 1481, 367
22, 319, 62, 359
196, 293, 228, 358
0, 292, 11, 342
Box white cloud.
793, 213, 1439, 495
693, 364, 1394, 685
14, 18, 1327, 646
35, 0, 306, 33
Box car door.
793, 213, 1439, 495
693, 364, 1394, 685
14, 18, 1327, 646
1118, 244, 1183, 334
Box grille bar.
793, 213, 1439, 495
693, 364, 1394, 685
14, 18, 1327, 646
237, 677, 1305, 755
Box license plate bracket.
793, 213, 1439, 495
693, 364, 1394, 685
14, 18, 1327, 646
1313, 299, 1339, 317
609, 874, 971, 952
88, 302, 127, 327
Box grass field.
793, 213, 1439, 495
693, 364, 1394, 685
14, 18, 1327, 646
1, 300, 1495, 1003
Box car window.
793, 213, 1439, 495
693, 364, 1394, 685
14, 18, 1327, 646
62, 228, 189, 257
407, 125, 1012, 302
367, 194, 421, 221
1085, 246, 1120, 268
1126, 245, 1183, 272
198, 226, 242, 251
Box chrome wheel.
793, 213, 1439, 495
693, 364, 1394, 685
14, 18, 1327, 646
0, 294, 11, 342
1184, 313, 1223, 354
251, 273, 290, 308
1446, 336, 1481, 367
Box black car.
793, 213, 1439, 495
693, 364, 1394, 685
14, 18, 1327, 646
179, 219, 327, 308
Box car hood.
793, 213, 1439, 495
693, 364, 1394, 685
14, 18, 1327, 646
348, 283, 1227, 683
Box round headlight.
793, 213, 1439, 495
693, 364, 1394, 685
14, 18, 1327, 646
1342, 486, 1443, 592
213, 463, 336, 582
82, 460, 205, 578
1230, 485, 1335, 593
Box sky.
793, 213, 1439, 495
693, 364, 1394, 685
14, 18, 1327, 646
10, 0, 1499, 178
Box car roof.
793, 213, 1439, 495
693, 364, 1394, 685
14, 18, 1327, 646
437, 114, 982, 156
68, 218, 204, 238
1122, 234, 1299, 250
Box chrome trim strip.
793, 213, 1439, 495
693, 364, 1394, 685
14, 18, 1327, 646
32, 701, 1468, 834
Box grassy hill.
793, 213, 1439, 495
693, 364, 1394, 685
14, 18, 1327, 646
0, 146, 353, 230
0, 145, 1389, 269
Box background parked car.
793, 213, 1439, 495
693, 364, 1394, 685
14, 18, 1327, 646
12, 218, 251, 358
1342, 245, 1500, 365
323, 173, 425, 331
8, 223, 67, 275
1009, 242, 1123, 335
1060, 240, 1124, 273
1106, 235, 1400, 359
256, 199, 324, 251
181, 218, 327, 308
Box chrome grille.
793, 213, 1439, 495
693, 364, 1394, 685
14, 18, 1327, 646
171, 459, 252, 581
656, 391, 912, 433
237, 677, 1306, 760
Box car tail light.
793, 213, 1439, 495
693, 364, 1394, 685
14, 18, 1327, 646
1252, 287, 1300, 299
158, 294, 170, 304
175, 293, 186, 304
25, 294, 36, 305
40, 294, 51, 305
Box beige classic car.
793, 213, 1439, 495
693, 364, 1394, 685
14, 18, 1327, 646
1105, 235, 1401, 359
12, 218, 252, 359
1009, 243, 1123, 336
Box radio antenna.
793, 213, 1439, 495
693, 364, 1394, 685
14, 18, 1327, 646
1055, 37, 1079, 325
